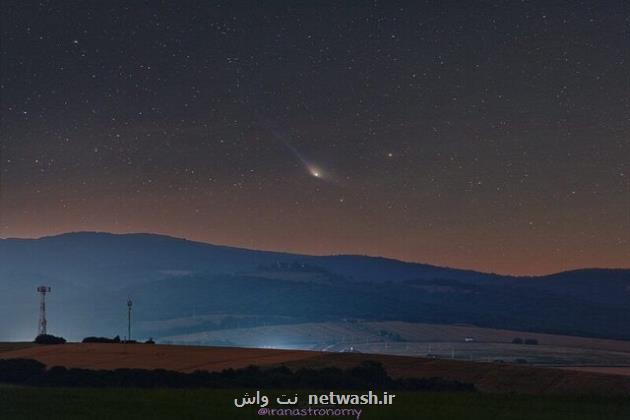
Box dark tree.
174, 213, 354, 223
34, 334, 66, 344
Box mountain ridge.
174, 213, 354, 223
3, 231, 626, 278
1, 231, 629, 341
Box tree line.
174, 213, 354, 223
0, 358, 474, 391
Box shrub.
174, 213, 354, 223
82, 336, 121, 344
0, 358, 45, 383
34, 334, 66, 345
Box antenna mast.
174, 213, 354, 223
37, 286, 51, 335
127, 297, 133, 341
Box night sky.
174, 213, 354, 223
1, 1, 628, 275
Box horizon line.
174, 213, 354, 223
1, 230, 628, 278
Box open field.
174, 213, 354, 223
334, 341, 630, 366
286, 353, 630, 395
0, 343, 320, 372
559, 367, 630, 376
0, 342, 37, 353
161, 321, 630, 352
159, 321, 630, 367
365, 322, 630, 353
1, 387, 630, 420
3, 343, 630, 395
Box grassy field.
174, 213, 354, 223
160, 321, 630, 352
160, 321, 630, 367
0, 343, 37, 353
0, 387, 629, 420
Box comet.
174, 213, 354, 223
283, 141, 327, 180
308, 165, 322, 179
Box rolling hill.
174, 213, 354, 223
0, 232, 629, 342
